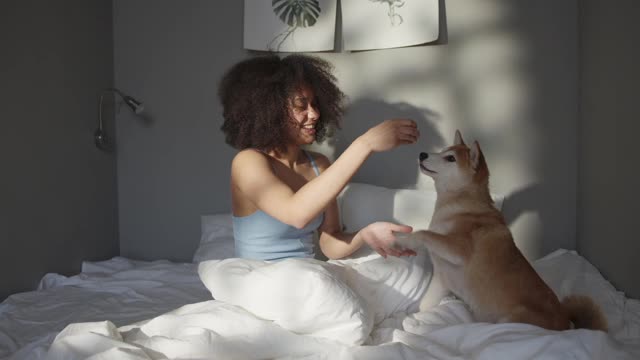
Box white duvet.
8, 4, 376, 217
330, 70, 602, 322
42, 249, 640, 360
0, 258, 211, 360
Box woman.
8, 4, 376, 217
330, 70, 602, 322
219, 54, 419, 261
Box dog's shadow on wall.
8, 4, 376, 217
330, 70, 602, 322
324, 98, 444, 189
500, 183, 552, 260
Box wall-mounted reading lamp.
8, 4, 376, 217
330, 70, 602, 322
95, 88, 144, 151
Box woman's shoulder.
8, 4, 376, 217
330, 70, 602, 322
231, 149, 275, 188
231, 148, 272, 168
233, 148, 267, 160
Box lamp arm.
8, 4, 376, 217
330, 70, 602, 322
97, 88, 125, 135
95, 88, 144, 151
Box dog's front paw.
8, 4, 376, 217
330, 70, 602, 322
393, 231, 427, 250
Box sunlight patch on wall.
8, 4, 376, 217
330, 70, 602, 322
321, 0, 539, 199
451, 28, 538, 193
334, 48, 447, 101
453, 31, 530, 127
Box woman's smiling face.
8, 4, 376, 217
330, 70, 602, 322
286, 84, 320, 145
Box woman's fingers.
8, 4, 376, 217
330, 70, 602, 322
399, 123, 419, 138
391, 224, 413, 233
395, 122, 419, 144
379, 247, 416, 258
362, 221, 419, 259
363, 119, 420, 152
384, 247, 404, 257
395, 118, 417, 127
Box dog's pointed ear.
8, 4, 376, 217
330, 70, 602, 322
470, 140, 486, 172
454, 130, 465, 146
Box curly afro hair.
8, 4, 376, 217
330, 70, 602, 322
218, 54, 345, 152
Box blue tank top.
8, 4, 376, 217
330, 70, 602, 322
233, 150, 324, 261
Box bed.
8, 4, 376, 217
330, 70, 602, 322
2, 183, 639, 359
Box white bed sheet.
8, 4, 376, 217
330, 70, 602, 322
0, 257, 211, 360
2, 250, 640, 360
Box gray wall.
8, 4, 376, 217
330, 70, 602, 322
577, 0, 640, 299
114, 0, 579, 263
0, 0, 118, 300
2, 0, 636, 301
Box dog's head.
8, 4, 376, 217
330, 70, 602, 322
419, 130, 489, 192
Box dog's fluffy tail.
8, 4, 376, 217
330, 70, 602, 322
561, 295, 608, 331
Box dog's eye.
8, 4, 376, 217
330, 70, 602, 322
444, 155, 456, 162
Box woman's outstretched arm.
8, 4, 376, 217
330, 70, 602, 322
232, 119, 419, 229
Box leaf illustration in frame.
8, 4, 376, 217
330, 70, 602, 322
269, 0, 322, 51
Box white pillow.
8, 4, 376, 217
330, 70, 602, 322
192, 213, 235, 263
338, 182, 504, 234
198, 258, 373, 346
335, 183, 438, 260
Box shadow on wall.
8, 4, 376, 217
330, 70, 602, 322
316, 97, 552, 260
500, 182, 549, 260
327, 98, 445, 189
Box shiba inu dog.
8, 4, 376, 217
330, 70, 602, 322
399, 130, 607, 331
